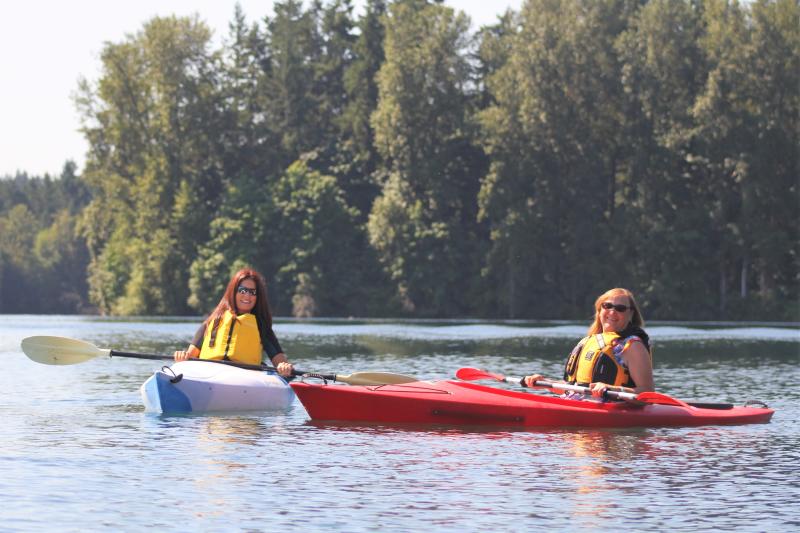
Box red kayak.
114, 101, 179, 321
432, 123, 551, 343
290, 380, 774, 428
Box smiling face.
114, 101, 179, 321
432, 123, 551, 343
235, 278, 258, 314
598, 294, 633, 333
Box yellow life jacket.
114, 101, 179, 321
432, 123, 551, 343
563, 332, 636, 388
199, 310, 263, 365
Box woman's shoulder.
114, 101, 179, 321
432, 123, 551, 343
618, 325, 650, 350
621, 325, 648, 336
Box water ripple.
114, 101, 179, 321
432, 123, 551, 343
1, 317, 798, 532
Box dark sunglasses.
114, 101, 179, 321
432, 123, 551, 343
237, 286, 257, 296
601, 301, 631, 313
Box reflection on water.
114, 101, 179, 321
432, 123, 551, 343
1, 316, 798, 531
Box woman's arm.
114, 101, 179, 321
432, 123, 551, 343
174, 344, 200, 361
173, 323, 205, 361
589, 342, 654, 396
269, 352, 294, 378
623, 342, 654, 393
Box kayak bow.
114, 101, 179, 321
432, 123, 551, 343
141, 360, 294, 414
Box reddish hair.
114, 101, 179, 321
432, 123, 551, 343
587, 287, 645, 336
204, 267, 273, 329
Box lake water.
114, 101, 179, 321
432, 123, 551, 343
1, 315, 798, 532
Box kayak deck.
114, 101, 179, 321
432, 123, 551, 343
290, 380, 774, 428
141, 360, 294, 414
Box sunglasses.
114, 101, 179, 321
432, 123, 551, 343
237, 286, 257, 296
601, 302, 631, 313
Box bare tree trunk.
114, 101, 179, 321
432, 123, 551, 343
740, 256, 748, 298
719, 262, 727, 315
508, 246, 516, 319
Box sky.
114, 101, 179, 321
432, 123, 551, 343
0, 0, 523, 178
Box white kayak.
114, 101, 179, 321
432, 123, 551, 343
140, 360, 294, 414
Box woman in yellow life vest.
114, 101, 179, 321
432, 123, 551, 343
173, 268, 294, 378
523, 288, 654, 398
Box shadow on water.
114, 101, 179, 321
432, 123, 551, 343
299, 419, 658, 439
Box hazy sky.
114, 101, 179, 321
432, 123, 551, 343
0, 0, 522, 178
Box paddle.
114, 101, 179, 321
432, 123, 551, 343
20, 336, 419, 386
455, 367, 690, 407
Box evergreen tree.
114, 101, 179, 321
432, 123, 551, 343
690, 0, 799, 319
3, 0, 790, 320
478, 0, 633, 318
615, 0, 713, 318
336, 0, 387, 218
369, 0, 485, 316
76, 16, 230, 314
0, 204, 41, 312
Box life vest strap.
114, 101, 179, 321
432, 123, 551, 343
222, 318, 236, 361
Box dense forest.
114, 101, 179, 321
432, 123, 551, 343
1, 0, 798, 321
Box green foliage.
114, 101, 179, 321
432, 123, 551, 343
188, 170, 279, 313
476, 0, 799, 320
273, 160, 382, 316
262, 0, 330, 158
478, 0, 632, 317
0, 203, 89, 313
0, 205, 41, 312
335, 0, 387, 218
77, 15, 231, 315
368, 0, 486, 316
34, 209, 90, 312
0, 163, 91, 313
614, 0, 717, 318
188, 160, 386, 317
4, 0, 797, 321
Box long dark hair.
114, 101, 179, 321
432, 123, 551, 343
204, 267, 273, 329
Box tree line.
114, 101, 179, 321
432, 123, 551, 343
1, 0, 798, 321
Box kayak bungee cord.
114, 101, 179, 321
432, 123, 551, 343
160, 365, 183, 384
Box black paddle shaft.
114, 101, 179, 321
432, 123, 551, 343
109, 350, 173, 362
108, 350, 294, 373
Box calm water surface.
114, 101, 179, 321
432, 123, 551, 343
1, 315, 798, 532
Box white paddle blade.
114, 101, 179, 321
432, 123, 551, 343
21, 336, 110, 365
336, 372, 419, 386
